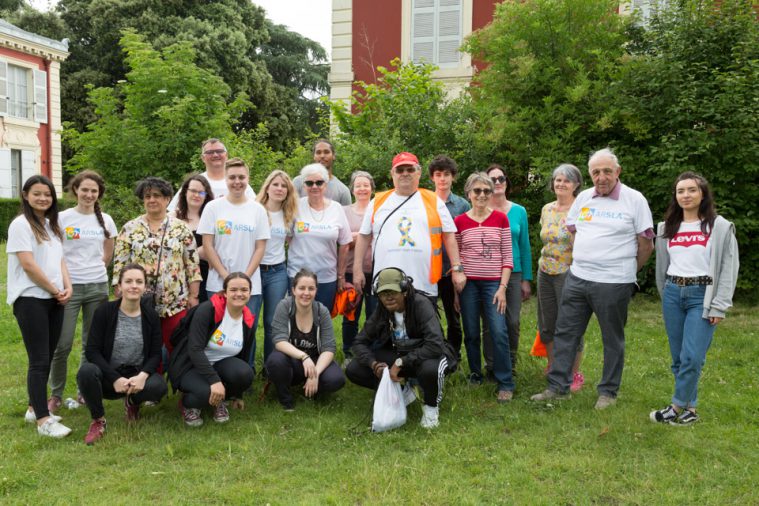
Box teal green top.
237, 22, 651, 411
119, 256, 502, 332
507, 203, 532, 280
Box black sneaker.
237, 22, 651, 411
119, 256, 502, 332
671, 409, 699, 426
468, 372, 484, 385
649, 405, 678, 424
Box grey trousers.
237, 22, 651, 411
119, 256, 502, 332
537, 270, 584, 351
483, 272, 522, 371
547, 272, 634, 397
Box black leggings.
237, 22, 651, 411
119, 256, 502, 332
14, 297, 64, 420
265, 350, 345, 406
177, 357, 253, 409
345, 348, 449, 407
77, 363, 168, 420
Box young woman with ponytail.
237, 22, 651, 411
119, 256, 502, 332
49, 170, 118, 412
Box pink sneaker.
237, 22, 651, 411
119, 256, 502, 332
47, 396, 62, 414
570, 372, 585, 392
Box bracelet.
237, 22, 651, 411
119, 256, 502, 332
301, 354, 309, 362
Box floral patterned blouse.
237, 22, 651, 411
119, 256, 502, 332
112, 215, 201, 318
538, 202, 573, 275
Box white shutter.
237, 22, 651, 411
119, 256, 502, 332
437, 1, 462, 65
33, 69, 47, 124
0, 148, 11, 198
21, 150, 37, 186
412, 0, 462, 66
412, 2, 435, 64
633, 0, 651, 22
0, 60, 7, 116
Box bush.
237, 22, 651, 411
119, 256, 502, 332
0, 197, 76, 241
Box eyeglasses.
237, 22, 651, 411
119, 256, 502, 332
490, 176, 506, 184
304, 180, 326, 187
394, 166, 417, 174
187, 189, 207, 197
471, 188, 493, 196
203, 149, 227, 156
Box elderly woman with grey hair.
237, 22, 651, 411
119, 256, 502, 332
537, 163, 585, 391
341, 170, 378, 362
287, 163, 352, 311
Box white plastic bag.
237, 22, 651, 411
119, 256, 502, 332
371, 368, 407, 432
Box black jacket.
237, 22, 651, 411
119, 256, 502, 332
168, 295, 255, 388
85, 298, 163, 384
352, 290, 456, 371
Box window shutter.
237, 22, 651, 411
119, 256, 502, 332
437, 0, 462, 65
33, 69, 47, 124
21, 150, 37, 186
412, 1, 435, 64
0, 61, 7, 116
0, 149, 11, 198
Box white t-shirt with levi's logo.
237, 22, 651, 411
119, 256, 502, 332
59, 208, 118, 284
666, 221, 711, 277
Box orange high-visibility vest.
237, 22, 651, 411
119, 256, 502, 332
371, 188, 444, 285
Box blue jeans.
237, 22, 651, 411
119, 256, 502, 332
342, 272, 377, 356
662, 282, 716, 408
261, 263, 289, 361
207, 290, 262, 369
460, 280, 514, 391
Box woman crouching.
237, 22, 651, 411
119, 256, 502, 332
77, 264, 168, 445
169, 272, 255, 426
265, 269, 345, 411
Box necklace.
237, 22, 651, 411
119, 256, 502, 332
309, 204, 326, 222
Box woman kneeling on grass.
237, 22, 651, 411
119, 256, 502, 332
169, 272, 255, 427
651, 172, 739, 426
265, 269, 345, 411
77, 264, 168, 445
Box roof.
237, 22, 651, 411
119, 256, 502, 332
0, 18, 69, 53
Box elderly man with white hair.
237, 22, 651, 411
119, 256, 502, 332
531, 148, 654, 409
287, 163, 352, 311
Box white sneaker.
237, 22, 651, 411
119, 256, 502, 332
64, 397, 81, 410
37, 418, 72, 438
420, 404, 439, 429
24, 409, 61, 424
402, 384, 417, 406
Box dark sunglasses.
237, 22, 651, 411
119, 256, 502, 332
471, 188, 493, 196
304, 180, 326, 187
394, 166, 417, 174
490, 176, 506, 184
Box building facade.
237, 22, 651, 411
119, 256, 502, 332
0, 19, 68, 197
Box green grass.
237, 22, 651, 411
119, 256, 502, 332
1, 244, 757, 504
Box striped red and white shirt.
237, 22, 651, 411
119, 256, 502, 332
454, 210, 514, 280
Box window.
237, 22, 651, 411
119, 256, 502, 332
10, 149, 21, 198
631, 0, 670, 25
412, 0, 463, 67
0, 60, 48, 123
7, 64, 30, 119
0, 148, 36, 198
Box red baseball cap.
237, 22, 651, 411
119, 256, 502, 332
392, 152, 420, 170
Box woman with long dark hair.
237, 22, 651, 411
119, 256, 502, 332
651, 172, 739, 425
7, 175, 73, 437
48, 170, 118, 412
173, 174, 214, 303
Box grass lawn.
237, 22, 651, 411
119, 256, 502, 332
1, 245, 757, 504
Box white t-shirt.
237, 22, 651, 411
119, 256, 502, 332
287, 198, 352, 282
59, 208, 118, 284
393, 312, 409, 342
204, 308, 244, 365
567, 183, 653, 283
261, 210, 290, 265
168, 171, 255, 211
359, 191, 456, 296
197, 198, 270, 294
666, 221, 711, 277
6, 216, 64, 305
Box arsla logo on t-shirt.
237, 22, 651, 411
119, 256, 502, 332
216, 220, 232, 235
669, 231, 709, 248
578, 208, 593, 222
295, 221, 310, 233
210, 329, 226, 346
65, 227, 80, 240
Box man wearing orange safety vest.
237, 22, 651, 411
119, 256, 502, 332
352, 152, 467, 301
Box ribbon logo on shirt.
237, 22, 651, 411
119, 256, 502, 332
397, 216, 415, 247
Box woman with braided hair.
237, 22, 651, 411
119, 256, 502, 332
48, 170, 118, 413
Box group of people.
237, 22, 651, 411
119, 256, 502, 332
7, 136, 739, 442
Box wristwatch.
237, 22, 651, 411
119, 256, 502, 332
451, 264, 464, 273
394, 358, 403, 368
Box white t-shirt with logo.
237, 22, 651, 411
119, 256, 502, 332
667, 221, 711, 277
261, 210, 290, 265
197, 198, 271, 294
567, 183, 653, 283
359, 191, 456, 296
204, 308, 244, 365
287, 198, 352, 283
59, 208, 118, 284
393, 312, 409, 342
168, 171, 255, 211
6, 216, 64, 304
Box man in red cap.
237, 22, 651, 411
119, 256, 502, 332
352, 152, 466, 302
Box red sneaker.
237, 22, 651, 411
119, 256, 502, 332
125, 396, 140, 421
84, 418, 106, 445
570, 372, 585, 393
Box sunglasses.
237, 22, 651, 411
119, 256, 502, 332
394, 166, 417, 174
471, 188, 493, 196
490, 176, 506, 184
304, 180, 326, 187
203, 149, 226, 156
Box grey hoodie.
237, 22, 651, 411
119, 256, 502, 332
270, 295, 337, 353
